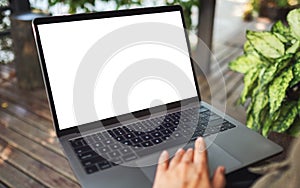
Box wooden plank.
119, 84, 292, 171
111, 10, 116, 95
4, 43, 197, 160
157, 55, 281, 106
215, 71, 244, 103
2, 83, 49, 108
0, 159, 44, 188
0, 124, 78, 182
0, 140, 80, 188
200, 48, 243, 100
0, 97, 53, 133
227, 82, 244, 106
0, 109, 63, 156
220, 72, 244, 104
0, 139, 7, 153
0, 86, 52, 121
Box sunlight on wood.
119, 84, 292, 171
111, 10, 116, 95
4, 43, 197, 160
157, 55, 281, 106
0, 146, 12, 161
48, 129, 56, 144
1, 102, 8, 109
47, 137, 55, 144
49, 129, 56, 137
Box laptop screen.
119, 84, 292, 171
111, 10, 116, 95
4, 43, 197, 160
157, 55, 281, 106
36, 8, 198, 130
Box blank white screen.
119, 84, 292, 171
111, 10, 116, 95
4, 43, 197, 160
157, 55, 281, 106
38, 10, 197, 130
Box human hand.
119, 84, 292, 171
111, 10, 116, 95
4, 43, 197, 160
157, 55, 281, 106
153, 137, 226, 188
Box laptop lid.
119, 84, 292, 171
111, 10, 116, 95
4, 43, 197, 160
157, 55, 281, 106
33, 5, 200, 137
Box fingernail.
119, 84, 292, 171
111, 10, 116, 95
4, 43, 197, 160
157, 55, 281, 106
187, 148, 193, 153
159, 150, 168, 163
176, 148, 183, 154
197, 137, 203, 143
220, 166, 226, 174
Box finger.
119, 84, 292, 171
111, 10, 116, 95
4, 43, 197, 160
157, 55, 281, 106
212, 166, 226, 188
169, 148, 185, 169
182, 148, 194, 163
194, 137, 209, 174
156, 150, 169, 175
194, 137, 203, 164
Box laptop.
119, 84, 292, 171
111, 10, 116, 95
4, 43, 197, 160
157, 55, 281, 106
33, 5, 282, 188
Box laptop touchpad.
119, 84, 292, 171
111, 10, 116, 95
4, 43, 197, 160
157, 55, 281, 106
207, 142, 241, 176
140, 142, 241, 181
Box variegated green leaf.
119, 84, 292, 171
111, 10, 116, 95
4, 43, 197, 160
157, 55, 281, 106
246, 112, 259, 131
229, 54, 263, 74
286, 40, 300, 54
269, 68, 293, 115
290, 59, 300, 87
287, 9, 300, 41
244, 41, 259, 55
259, 66, 276, 86
262, 114, 272, 137
273, 32, 288, 43
271, 21, 288, 34
252, 90, 269, 126
240, 68, 259, 104
271, 102, 298, 133
247, 31, 285, 59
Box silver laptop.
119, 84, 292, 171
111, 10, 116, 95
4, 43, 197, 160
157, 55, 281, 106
33, 5, 282, 188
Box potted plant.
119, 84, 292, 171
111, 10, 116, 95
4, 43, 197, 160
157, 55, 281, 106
246, 0, 300, 21
229, 9, 300, 137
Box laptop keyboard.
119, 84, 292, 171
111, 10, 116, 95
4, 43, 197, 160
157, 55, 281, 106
69, 106, 236, 174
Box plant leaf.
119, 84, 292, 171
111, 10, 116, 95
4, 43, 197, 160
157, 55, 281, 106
246, 112, 259, 131
262, 114, 272, 137
247, 30, 285, 59
273, 32, 288, 43
287, 9, 300, 41
269, 68, 293, 114
272, 21, 289, 35
229, 54, 263, 74
259, 66, 276, 86
286, 40, 300, 54
240, 68, 259, 104
252, 89, 269, 127
243, 41, 259, 55
290, 59, 300, 87
271, 102, 298, 133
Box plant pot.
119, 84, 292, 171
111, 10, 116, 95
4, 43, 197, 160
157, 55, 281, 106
259, 3, 300, 22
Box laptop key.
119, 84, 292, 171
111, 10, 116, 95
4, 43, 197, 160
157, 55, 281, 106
98, 160, 112, 170
110, 143, 121, 150
108, 151, 121, 158
110, 158, 123, 166
141, 141, 153, 147
78, 151, 98, 160
74, 145, 92, 154
97, 146, 111, 153
120, 140, 132, 146
119, 147, 131, 154
131, 137, 143, 144
70, 139, 85, 148
141, 134, 153, 141
82, 156, 105, 167
152, 138, 163, 145
114, 135, 125, 142
123, 153, 137, 162
124, 133, 134, 139
85, 165, 99, 174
